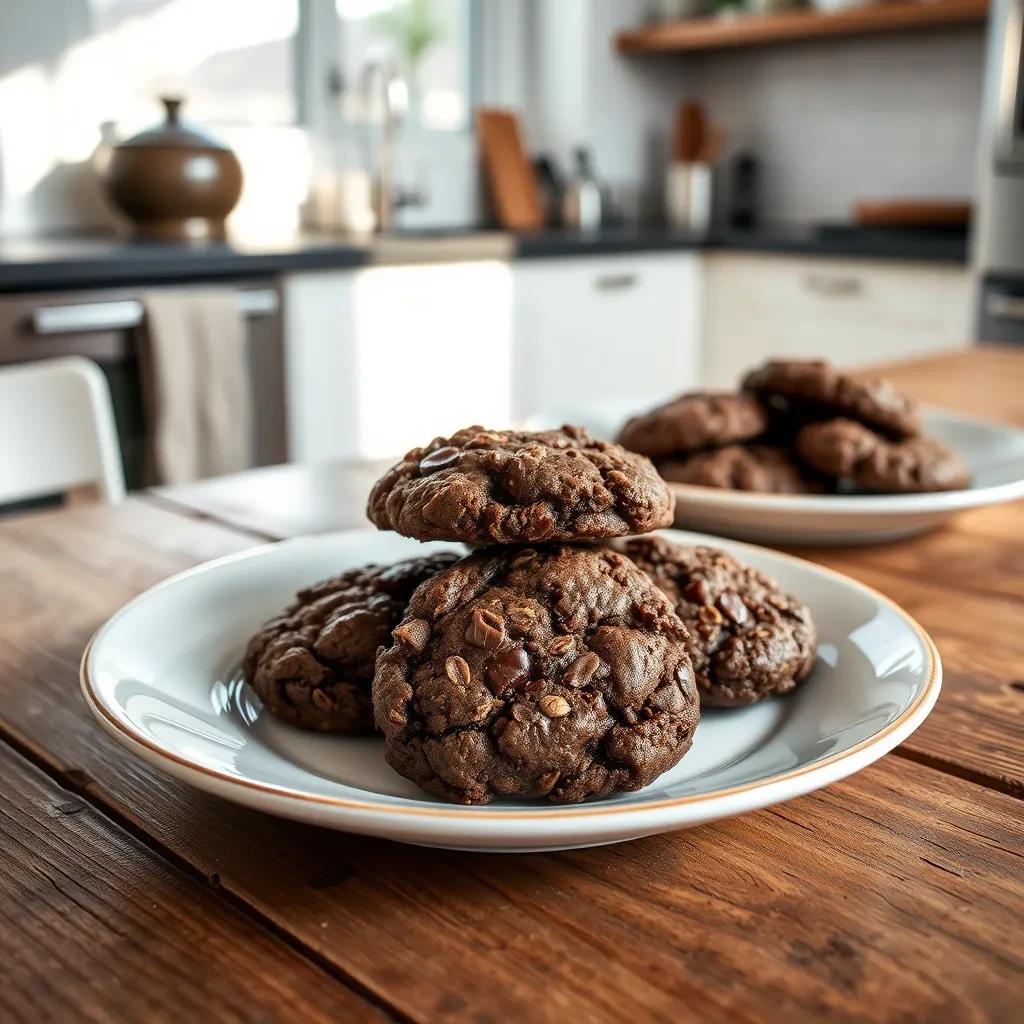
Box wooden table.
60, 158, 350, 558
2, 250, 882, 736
2, 348, 1022, 1023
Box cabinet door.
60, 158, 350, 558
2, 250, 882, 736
284, 262, 513, 462
513, 254, 702, 437
351, 261, 513, 458
701, 253, 973, 388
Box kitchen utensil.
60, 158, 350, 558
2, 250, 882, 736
83, 527, 939, 852
102, 97, 243, 243
665, 162, 713, 233
697, 126, 727, 165
476, 108, 543, 231
853, 199, 972, 228
672, 101, 706, 163
532, 155, 565, 227
728, 152, 760, 230
561, 147, 603, 232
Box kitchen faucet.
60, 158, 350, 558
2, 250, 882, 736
360, 56, 426, 231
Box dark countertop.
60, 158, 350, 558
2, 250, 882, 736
0, 235, 370, 292
0, 224, 969, 293
513, 224, 971, 263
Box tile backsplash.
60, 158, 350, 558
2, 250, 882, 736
686, 28, 987, 225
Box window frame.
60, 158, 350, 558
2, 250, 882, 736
296, 0, 495, 140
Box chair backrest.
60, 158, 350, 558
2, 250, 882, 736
0, 357, 126, 505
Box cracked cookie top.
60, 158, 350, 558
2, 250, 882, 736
657, 444, 825, 494
367, 425, 675, 545
373, 544, 699, 804
796, 418, 971, 493
617, 392, 769, 458
614, 535, 817, 707
742, 358, 922, 440
243, 552, 459, 733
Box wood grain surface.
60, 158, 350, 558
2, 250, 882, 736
0, 742, 382, 1024
0, 492, 1020, 1021
1, 348, 1022, 1021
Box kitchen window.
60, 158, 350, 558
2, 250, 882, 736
0, 0, 479, 235
331, 0, 475, 133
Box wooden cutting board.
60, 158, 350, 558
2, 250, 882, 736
853, 199, 972, 228
476, 108, 543, 231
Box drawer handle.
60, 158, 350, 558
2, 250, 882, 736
986, 293, 1024, 322
31, 290, 279, 335
594, 273, 637, 292
803, 273, 863, 297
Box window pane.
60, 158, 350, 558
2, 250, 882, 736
0, 0, 301, 234
81, 0, 299, 131
335, 0, 470, 132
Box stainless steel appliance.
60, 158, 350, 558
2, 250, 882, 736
0, 281, 286, 489
976, 0, 1024, 343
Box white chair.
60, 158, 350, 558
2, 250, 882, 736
0, 357, 126, 506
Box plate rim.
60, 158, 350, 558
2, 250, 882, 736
666, 408, 1024, 514
81, 530, 942, 824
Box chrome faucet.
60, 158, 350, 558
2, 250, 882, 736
360, 57, 426, 231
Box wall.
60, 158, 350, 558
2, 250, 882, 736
518, 7, 985, 226
0, 0, 118, 235
685, 28, 988, 224
526, 0, 695, 217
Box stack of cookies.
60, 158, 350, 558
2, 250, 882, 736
618, 357, 971, 495
244, 424, 816, 805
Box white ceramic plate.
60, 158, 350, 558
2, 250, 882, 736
667, 410, 1024, 545
82, 529, 940, 852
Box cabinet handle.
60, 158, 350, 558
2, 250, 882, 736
986, 292, 1024, 322
31, 289, 279, 335
594, 273, 637, 292
803, 273, 863, 297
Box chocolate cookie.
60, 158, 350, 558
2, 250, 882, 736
368, 425, 674, 546
243, 552, 459, 732
657, 444, 823, 494
614, 535, 817, 707
796, 418, 971, 493
742, 358, 922, 439
374, 544, 699, 804
617, 392, 768, 458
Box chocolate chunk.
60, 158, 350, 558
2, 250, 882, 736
466, 608, 504, 649
419, 446, 462, 471
486, 646, 531, 692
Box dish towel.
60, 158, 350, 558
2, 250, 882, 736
138, 289, 254, 485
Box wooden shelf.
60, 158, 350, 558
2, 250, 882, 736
615, 0, 990, 54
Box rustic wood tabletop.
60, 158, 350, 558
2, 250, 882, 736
1, 347, 1022, 1023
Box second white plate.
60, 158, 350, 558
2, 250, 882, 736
668, 410, 1024, 545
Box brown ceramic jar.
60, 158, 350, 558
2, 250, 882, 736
103, 97, 243, 242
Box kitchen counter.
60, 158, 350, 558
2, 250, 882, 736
0, 224, 968, 292
513, 224, 971, 262
0, 235, 370, 292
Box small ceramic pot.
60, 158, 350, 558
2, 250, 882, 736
103, 97, 243, 243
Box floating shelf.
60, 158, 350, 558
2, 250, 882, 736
615, 0, 990, 54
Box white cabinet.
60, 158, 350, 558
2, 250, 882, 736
701, 253, 973, 388
513, 253, 703, 435
284, 261, 513, 462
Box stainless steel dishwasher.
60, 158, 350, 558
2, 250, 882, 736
0, 280, 286, 489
